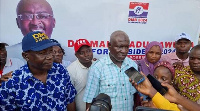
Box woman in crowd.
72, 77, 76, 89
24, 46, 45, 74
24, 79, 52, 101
131, 72, 200, 111
135, 61, 200, 111
140, 61, 175, 108
137, 41, 163, 75
134, 41, 163, 109
50, 39, 71, 67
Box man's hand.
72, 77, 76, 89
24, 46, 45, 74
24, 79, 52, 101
161, 83, 180, 103
0, 71, 13, 85
129, 72, 157, 98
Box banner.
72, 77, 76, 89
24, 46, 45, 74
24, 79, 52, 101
1, 0, 200, 62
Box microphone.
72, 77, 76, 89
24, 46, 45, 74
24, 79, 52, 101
89, 93, 112, 111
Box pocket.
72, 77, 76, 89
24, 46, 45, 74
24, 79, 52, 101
101, 80, 117, 97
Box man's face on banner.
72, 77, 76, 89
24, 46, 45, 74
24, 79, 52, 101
16, 0, 55, 38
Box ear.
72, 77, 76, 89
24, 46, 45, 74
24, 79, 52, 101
22, 52, 29, 61
108, 42, 111, 51
16, 18, 20, 28
52, 18, 56, 28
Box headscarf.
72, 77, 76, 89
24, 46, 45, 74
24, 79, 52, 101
154, 61, 175, 79
137, 41, 163, 75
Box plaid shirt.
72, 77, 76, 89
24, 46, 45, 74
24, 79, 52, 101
83, 55, 137, 111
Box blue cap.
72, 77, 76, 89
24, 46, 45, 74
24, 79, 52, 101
50, 39, 61, 47
22, 31, 58, 52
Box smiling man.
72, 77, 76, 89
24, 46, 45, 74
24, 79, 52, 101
6, 0, 56, 61
0, 31, 76, 111
83, 30, 137, 111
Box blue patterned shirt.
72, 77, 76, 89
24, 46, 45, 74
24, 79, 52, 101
0, 63, 76, 111
83, 55, 137, 111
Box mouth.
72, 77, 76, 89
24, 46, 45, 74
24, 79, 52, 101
85, 58, 92, 62
30, 25, 45, 33
192, 65, 200, 69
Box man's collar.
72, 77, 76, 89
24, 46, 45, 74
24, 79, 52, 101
105, 54, 129, 66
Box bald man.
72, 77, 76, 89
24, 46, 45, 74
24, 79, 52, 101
83, 30, 138, 111
6, 0, 76, 62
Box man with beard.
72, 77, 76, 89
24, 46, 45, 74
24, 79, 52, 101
0, 42, 24, 85
173, 44, 200, 104
0, 31, 76, 111
83, 30, 137, 111
6, 0, 76, 62
161, 32, 192, 67
67, 39, 95, 111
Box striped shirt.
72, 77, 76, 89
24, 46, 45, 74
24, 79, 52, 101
83, 55, 137, 111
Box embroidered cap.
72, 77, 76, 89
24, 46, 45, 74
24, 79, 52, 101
175, 32, 191, 42
154, 61, 175, 79
74, 39, 91, 52
22, 31, 58, 52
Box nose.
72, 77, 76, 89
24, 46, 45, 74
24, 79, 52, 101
46, 52, 53, 60
120, 47, 128, 53
84, 52, 89, 57
180, 43, 186, 47
157, 78, 163, 83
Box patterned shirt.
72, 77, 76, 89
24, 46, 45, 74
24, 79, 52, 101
83, 55, 137, 111
0, 63, 76, 111
174, 66, 200, 102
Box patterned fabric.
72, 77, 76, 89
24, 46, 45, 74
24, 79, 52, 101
83, 55, 137, 111
0, 63, 76, 111
154, 61, 175, 79
174, 66, 200, 102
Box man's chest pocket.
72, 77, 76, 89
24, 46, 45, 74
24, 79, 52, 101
101, 80, 117, 97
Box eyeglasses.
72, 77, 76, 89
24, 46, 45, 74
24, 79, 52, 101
17, 13, 53, 21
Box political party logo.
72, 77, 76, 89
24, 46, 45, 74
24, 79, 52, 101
128, 2, 149, 24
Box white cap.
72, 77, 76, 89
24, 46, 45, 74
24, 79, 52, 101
0, 41, 9, 46
175, 32, 191, 42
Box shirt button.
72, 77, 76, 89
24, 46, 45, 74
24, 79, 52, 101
125, 98, 126, 100
122, 84, 124, 86
28, 100, 31, 103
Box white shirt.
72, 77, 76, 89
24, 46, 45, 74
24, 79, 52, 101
1, 57, 24, 77
67, 59, 93, 111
